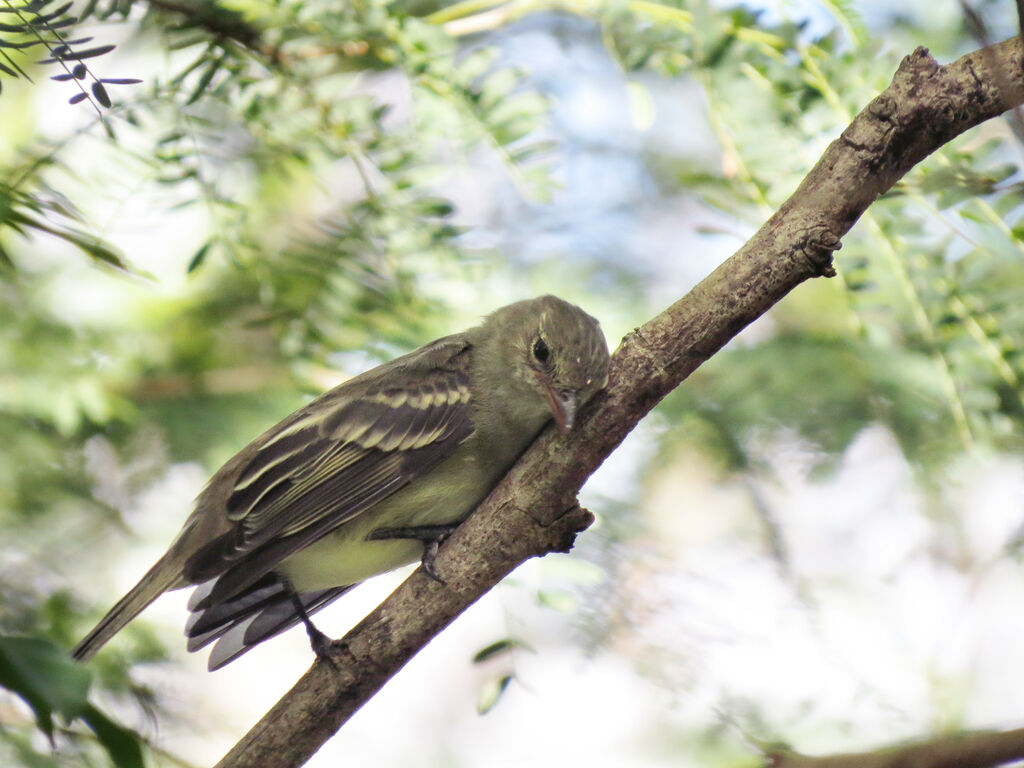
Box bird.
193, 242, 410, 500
72, 295, 610, 670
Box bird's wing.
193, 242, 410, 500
181, 336, 474, 596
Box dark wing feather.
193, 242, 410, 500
182, 340, 474, 594
185, 574, 283, 644
197, 437, 459, 608
184, 574, 352, 670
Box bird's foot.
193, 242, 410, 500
305, 624, 338, 669
282, 579, 338, 669
367, 523, 459, 584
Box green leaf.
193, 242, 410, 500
81, 704, 145, 768
412, 197, 454, 217
472, 638, 532, 664
186, 56, 221, 105
40, 44, 116, 63
0, 635, 92, 738
188, 239, 214, 273
476, 674, 513, 715
91, 80, 111, 107
536, 588, 578, 613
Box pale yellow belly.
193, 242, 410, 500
277, 448, 497, 591
278, 532, 424, 590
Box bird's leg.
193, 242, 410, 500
366, 523, 459, 583
280, 577, 336, 668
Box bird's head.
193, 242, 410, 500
479, 295, 610, 435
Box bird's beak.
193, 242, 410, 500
543, 384, 578, 435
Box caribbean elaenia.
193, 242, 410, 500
72, 296, 610, 670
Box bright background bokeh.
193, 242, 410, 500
3, 0, 1024, 766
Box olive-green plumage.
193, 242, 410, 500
72, 296, 610, 670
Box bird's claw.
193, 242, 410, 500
368, 523, 457, 584
306, 625, 338, 670
421, 538, 446, 584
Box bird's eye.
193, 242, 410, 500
532, 338, 550, 364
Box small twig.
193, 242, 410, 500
766, 726, 1024, 768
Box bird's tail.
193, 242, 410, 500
72, 554, 183, 662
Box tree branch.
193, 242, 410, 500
215, 38, 1024, 768
143, 0, 265, 50
766, 726, 1024, 768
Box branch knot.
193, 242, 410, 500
840, 94, 899, 155
795, 224, 841, 277
899, 46, 940, 78
868, 93, 898, 123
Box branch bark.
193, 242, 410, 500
767, 727, 1024, 768
215, 38, 1024, 768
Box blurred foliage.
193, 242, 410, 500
0, 637, 143, 768
632, 8, 1024, 477
1, 0, 1023, 765
0, 0, 141, 109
